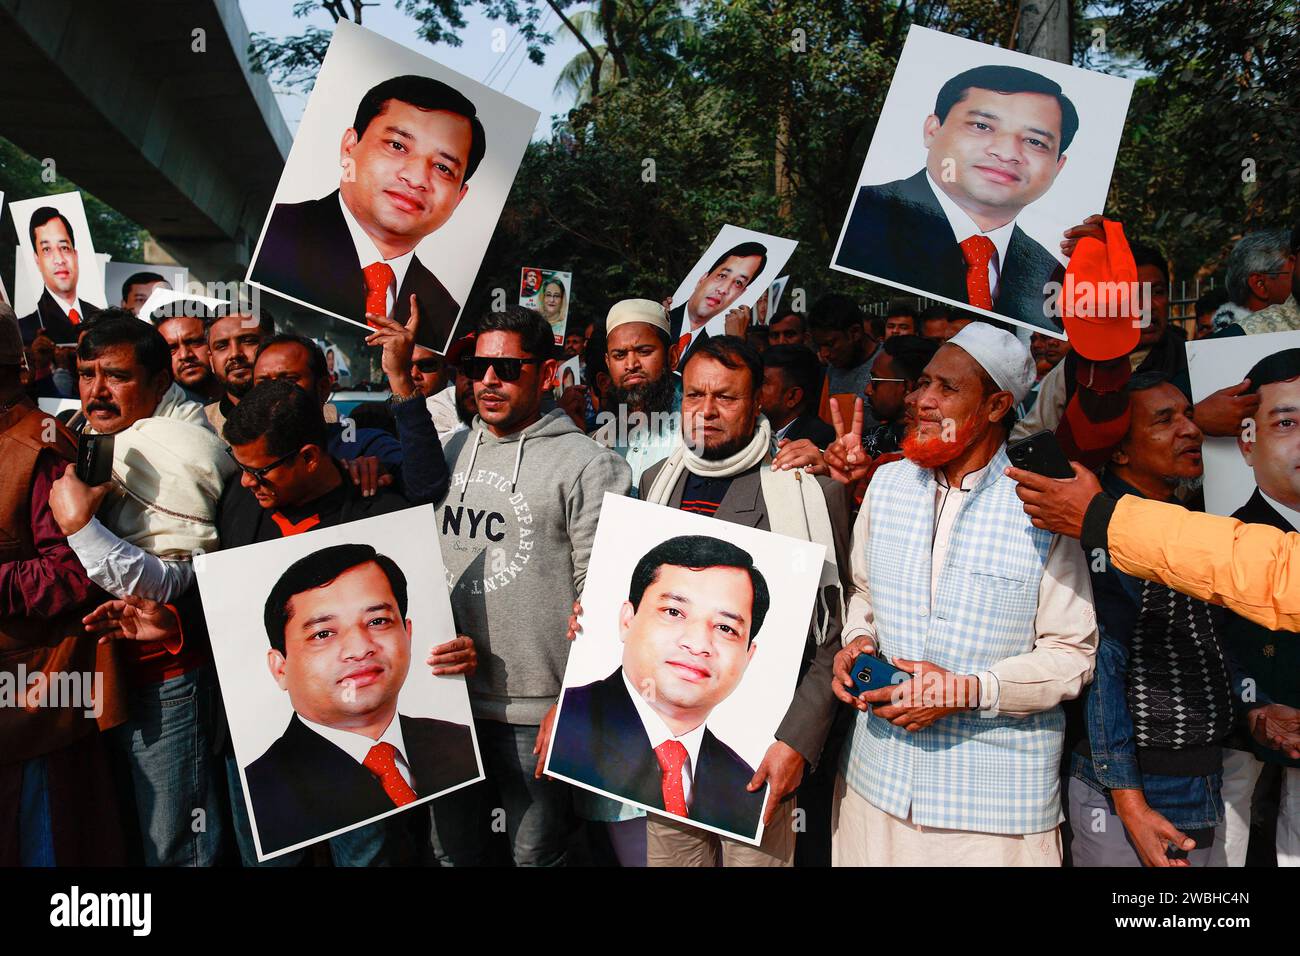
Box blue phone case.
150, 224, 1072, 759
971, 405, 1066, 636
847, 652, 909, 697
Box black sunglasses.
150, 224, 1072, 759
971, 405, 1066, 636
226, 445, 298, 486
461, 356, 541, 382
412, 358, 443, 374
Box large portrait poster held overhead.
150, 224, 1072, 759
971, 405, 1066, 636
831, 25, 1134, 338
246, 19, 538, 354
197, 507, 483, 862
544, 494, 823, 845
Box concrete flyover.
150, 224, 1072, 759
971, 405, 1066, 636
0, 0, 291, 283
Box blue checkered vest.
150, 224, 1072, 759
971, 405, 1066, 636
843, 447, 1063, 834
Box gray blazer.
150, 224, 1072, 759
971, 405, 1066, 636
638, 461, 852, 769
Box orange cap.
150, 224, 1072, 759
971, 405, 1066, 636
1061, 218, 1141, 361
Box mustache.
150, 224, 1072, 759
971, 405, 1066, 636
85, 400, 120, 416
223, 357, 251, 374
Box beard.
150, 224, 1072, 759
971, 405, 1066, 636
607, 372, 675, 415
697, 430, 754, 461
900, 415, 981, 469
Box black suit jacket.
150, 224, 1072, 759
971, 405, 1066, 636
669, 302, 711, 369
781, 413, 836, 449
18, 289, 100, 345
835, 170, 1065, 333
550, 668, 765, 839
244, 712, 478, 854
250, 189, 460, 351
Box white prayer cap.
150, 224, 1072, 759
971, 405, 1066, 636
606, 298, 669, 335
948, 322, 1036, 404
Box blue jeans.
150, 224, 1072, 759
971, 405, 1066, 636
223, 752, 413, 866
108, 666, 224, 867
430, 718, 573, 866
19, 757, 55, 867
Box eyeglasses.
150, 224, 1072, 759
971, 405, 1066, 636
226, 445, 298, 486
868, 377, 907, 386
461, 356, 541, 382
412, 358, 443, 374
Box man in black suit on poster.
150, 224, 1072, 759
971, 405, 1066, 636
250, 75, 486, 352
18, 207, 101, 345
835, 65, 1077, 333
244, 543, 477, 855
668, 242, 767, 370
549, 535, 768, 839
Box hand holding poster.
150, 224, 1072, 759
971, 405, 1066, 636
197, 508, 482, 861
831, 25, 1134, 338
544, 494, 824, 845
246, 19, 538, 354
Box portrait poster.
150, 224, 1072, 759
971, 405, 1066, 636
1186, 329, 1300, 518
246, 19, 538, 354
103, 261, 189, 315
552, 353, 581, 398
668, 225, 797, 363
9, 191, 108, 344
544, 494, 823, 845
519, 267, 572, 345
830, 25, 1134, 339
197, 507, 483, 861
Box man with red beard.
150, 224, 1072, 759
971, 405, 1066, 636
824, 322, 1098, 866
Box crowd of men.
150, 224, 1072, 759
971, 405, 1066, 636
3, 216, 1300, 870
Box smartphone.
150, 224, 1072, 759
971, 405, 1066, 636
1006, 429, 1074, 480
846, 652, 910, 698
75, 432, 114, 486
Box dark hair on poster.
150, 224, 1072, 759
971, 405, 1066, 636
352, 74, 487, 183
934, 65, 1079, 155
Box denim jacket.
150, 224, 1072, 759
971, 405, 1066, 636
1071, 473, 1235, 831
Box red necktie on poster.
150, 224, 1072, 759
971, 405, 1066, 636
270, 512, 320, 537
362, 261, 396, 326
654, 740, 689, 817
959, 235, 997, 311
362, 743, 418, 807
68, 308, 81, 326
674, 333, 691, 369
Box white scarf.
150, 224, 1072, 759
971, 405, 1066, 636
644, 415, 844, 644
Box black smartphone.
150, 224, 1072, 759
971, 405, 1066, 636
75, 432, 114, 486
846, 652, 910, 698
1006, 429, 1074, 480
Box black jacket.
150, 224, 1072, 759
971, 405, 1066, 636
668, 302, 712, 369
549, 668, 765, 839
835, 170, 1065, 333
781, 413, 836, 449
250, 189, 460, 351
18, 289, 100, 345
245, 713, 478, 854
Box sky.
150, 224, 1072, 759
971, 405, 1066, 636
238, 0, 590, 141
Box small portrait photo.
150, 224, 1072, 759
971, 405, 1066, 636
196, 508, 482, 861
8, 190, 108, 345
552, 353, 580, 399
519, 268, 572, 344
831, 26, 1134, 338
103, 261, 189, 317
518, 266, 544, 306
668, 225, 798, 368
246, 20, 538, 354
545, 494, 824, 845
1187, 330, 1300, 520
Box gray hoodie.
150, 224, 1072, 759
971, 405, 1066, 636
438, 409, 632, 724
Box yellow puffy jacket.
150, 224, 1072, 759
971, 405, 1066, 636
1100, 495, 1300, 632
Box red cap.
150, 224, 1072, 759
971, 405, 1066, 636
1061, 218, 1141, 362
445, 332, 477, 365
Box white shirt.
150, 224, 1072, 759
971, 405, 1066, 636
622, 669, 707, 809
299, 713, 414, 788
67, 517, 194, 603
338, 193, 415, 318
925, 171, 1016, 301
1261, 490, 1300, 532
46, 287, 88, 321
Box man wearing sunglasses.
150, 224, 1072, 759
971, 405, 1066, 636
432, 305, 632, 867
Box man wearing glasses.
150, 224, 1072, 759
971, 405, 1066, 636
431, 305, 632, 867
